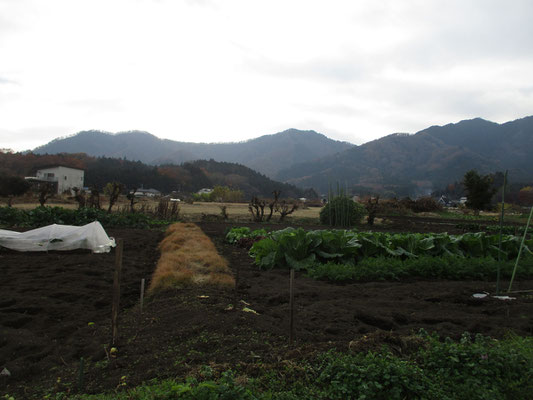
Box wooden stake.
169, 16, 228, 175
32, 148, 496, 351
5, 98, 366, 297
111, 238, 123, 346
77, 357, 84, 393
289, 268, 295, 346
496, 170, 508, 295
140, 278, 145, 314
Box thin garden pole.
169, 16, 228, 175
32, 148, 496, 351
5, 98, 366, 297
507, 205, 533, 293
111, 238, 124, 346
335, 182, 340, 226
140, 278, 145, 314
327, 182, 333, 226
496, 170, 507, 295
289, 268, 295, 346
342, 181, 350, 228
77, 357, 84, 393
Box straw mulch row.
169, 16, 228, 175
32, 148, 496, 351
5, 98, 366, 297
149, 222, 235, 292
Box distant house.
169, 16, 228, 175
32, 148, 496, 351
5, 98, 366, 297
26, 166, 84, 194
197, 188, 213, 195
437, 195, 449, 206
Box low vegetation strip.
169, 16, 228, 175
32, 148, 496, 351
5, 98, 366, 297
226, 227, 533, 281
307, 256, 533, 282
149, 222, 235, 292
47, 332, 533, 400
0, 206, 175, 229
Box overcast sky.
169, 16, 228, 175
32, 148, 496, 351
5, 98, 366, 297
1, 0, 532, 151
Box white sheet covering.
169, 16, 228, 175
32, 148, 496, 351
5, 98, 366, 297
0, 221, 116, 253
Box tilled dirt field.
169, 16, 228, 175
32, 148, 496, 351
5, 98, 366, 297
1, 221, 532, 398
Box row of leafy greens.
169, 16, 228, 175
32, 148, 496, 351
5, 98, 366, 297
226, 227, 533, 271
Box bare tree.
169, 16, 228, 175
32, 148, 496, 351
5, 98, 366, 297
276, 200, 298, 222
126, 187, 138, 213
266, 190, 281, 222
365, 195, 380, 226
72, 187, 86, 209
38, 183, 54, 207
249, 196, 266, 222
87, 187, 101, 209
106, 182, 124, 213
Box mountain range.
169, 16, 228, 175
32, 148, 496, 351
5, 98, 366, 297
34, 129, 353, 178
32, 116, 533, 196
277, 116, 533, 195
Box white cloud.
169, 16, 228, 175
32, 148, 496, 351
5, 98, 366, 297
0, 0, 532, 151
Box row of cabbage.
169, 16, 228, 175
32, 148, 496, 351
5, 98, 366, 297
226, 227, 533, 272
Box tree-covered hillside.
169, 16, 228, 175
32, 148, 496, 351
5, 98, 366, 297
277, 116, 533, 196
0, 152, 306, 199
33, 128, 354, 177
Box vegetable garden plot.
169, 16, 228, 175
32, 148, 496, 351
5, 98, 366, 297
2, 221, 533, 399
225, 227, 533, 281
0, 229, 163, 397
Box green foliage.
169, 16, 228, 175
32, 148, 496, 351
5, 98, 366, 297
0, 206, 30, 226
193, 192, 212, 202
307, 256, 533, 282
58, 334, 533, 400
463, 170, 497, 212
244, 227, 533, 271
0, 206, 174, 229
314, 351, 443, 400
455, 223, 533, 235
225, 227, 268, 244
415, 332, 533, 400
249, 228, 362, 270
209, 185, 243, 202
320, 196, 366, 227
192, 186, 244, 203
0, 173, 31, 196
58, 372, 255, 399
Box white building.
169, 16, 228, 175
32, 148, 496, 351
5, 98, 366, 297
34, 166, 85, 194
197, 188, 213, 195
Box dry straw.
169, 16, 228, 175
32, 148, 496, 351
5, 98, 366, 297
149, 222, 235, 293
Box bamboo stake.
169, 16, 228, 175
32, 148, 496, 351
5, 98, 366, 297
77, 357, 84, 393
140, 278, 145, 314
496, 170, 507, 295
328, 184, 332, 226
289, 268, 295, 346
111, 238, 123, 346
507, 206, 533, 293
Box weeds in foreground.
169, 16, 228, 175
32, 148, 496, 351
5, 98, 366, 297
42, 332, 533, 400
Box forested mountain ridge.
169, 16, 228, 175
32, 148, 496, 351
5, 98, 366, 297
276, 116, 533, 196
0, 152, 306, 198
33, 129, 354, 177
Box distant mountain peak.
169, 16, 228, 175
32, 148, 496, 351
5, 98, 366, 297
277, 115, 533, 195
33, 127, 353, 177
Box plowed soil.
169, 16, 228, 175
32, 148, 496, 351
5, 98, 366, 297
1, 221, 532, 398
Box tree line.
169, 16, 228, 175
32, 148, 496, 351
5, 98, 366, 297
0, 151, 310, 199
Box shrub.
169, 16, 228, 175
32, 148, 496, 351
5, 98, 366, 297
315, 351, 444, 400
319, 196, 366, 227
411, 196, 443, 213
